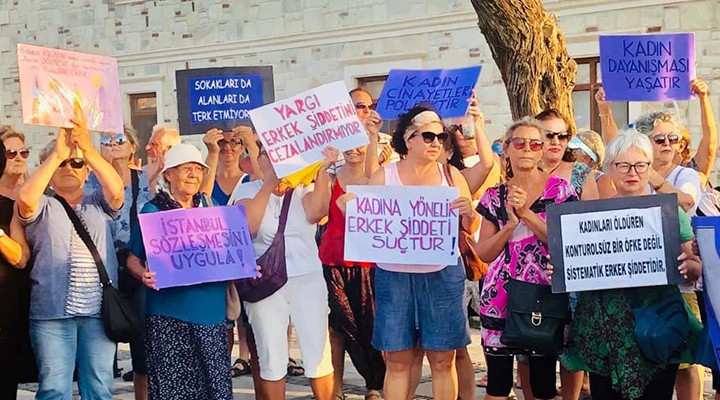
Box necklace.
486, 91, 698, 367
546, 162, 562, 175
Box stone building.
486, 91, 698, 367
0, 0, 718, 176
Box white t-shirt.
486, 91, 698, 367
230, 180, 321, 278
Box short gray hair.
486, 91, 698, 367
602, 130, 653, 173
504, 116, 545, 142
634, 111, 682, 136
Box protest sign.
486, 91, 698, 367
138, 205, 258, 289
344, 185, 460, 267
17, 43, 123, 133
547, 194, 682, 293
250, 81, 369, 178
374, 66, 481, 120
691, 216, 720, 369
176, 66, 274, 135
599, 33, 695, 101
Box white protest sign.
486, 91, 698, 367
547, 195, 682, 293
249, 81, 369, 178
344, 185, 460, 267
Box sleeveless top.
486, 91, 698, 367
376, 162, 450, 274
318, 179, 373, 268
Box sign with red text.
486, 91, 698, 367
138, 205, 258, 289
344, 185, 460, 267
249, 81, 369, 178
17, 44, 123, 132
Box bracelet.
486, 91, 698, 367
652, 179, 666, 191
599, 113, 612, 117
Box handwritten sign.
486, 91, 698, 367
138, 206, 258, 289
344, 185, 460, 266
547, 194, 682, 293
176, 66, 274, 135
17, 44, 123, 132
599, 33, 695, 101
250, 81, 369, 178
374, 66, 481, 120
691, 216, 720, 369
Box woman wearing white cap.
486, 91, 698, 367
355, 105, 478, 399
126, 143, 233, 400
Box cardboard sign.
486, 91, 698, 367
547, 194, 682, 293
176, 66, 274, 135
344, 185, 460, 267
17, 44, 123, 132
691, 216, 720, 370
374, 66, 481, 120
138, 206, 258, 289
599, 33, 695, 101
250, 81, 369, 178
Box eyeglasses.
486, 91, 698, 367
414, 131, 449, 144
544, 130, 571, 141
507, 137, 544, 151
650, 133, 680, 145
218, 139, 243, 148
354, 103, 376, 111
6, 148, 30, 160
174, 165, 205, 175
99, 133, 128, 146
59, 158, 86, 169
613, 162, 651, 174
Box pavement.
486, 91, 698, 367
15, 323, 720, 399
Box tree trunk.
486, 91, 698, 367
471, 0, 577, 127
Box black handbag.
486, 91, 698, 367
495, 184, 568, 354
117, 170, 141, 293
54, 195, 141, 343
235, 189, 292, 303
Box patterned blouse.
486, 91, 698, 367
476, 175, 578, 353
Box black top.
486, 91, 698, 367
0, 195, 30, 333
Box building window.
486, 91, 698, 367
572, 57, 629, 133
129, 92, 157, 162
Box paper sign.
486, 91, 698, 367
250, 81, 369, 178
547, 194, 682, 293
599, 33, 695, 101
176, 66, 274, 135
17, 44, 123, 132
138, 206, 258, 289
344, 185, 460, 267
374, 66, 481, 120
691, 216, 720, 369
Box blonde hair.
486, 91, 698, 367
575, 129, 605, 168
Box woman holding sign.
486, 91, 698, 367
361, 105, 478, 400
475, 117, 578, 400
127, 144, 233, 400
553, 131, 701, 400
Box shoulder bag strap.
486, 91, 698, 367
443, 164, 454, 186
498, 184, 512, 265
54, 195, 111, 287
276, 188, 294, 236
129, 169, 140, 232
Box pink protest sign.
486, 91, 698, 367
249, 81, 369, 178
17, 44, 123, 133
138, 205, 258, 289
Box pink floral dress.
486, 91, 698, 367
476, 176, 578, 354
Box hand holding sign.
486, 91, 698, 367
204, 128, 224, 154
691, 78, 709, 98
364, 110, 383, 140
320, 147, 340, 171
69, 101, 93, 153
450, 196, 473, 219
55, 127, 73, 161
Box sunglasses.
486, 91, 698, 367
651, 133, 680, 145
544, 130, 571, 141
6, 148, 30, 160
507, 137, 544, 151
354, 103, 376, 111
414, 131, 449, 144
59, 158, 86, 169
99, 133, 128, 146
218, 139, 243, 148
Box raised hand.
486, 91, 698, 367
203, 128, 224, 154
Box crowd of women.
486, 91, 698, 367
0, 78, 718, 400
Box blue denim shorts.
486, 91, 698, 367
372, 260, 471, 352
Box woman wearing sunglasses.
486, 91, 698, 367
14, 115, 124, 400
476, 117, 577, 400
359, 105, 477, 400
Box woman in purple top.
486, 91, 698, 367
476, 117, 577, 400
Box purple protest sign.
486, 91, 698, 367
138, 205, 258, 289
600, 33, 695, 101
